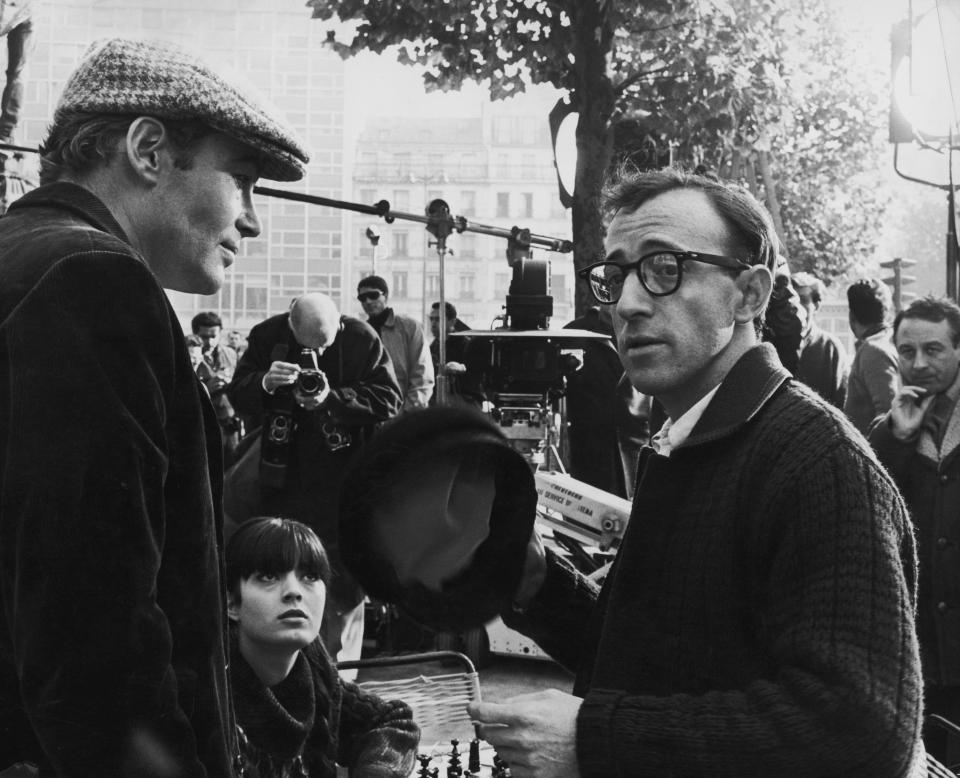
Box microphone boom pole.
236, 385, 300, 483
253, 186, 574, 254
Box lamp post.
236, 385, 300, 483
890, 2, 960, 301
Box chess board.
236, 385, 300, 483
412, 738, 511, 777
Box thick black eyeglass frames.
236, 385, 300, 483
577, 250, 752, 304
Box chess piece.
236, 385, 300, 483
418, 753, 433, 778
468, 738, 481, 773
448, 739, 463, 776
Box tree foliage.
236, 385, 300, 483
308, 0, 891, 307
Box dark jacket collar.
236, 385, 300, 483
8, 181, 132, 245
680, 343, 790, 450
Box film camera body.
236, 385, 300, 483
295, 348, 327, 397
451, 256, 606, 467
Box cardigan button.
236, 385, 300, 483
940, 474, 950, 484
938, 601, 949, 613
938, 537, 949, 549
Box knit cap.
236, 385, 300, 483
55, 37, 310, 182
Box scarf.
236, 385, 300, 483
233, 638, 320, 778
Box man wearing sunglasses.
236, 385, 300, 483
470, 168, 923, 777
356, 274, 434, 412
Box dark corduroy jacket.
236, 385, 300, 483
506, 344, 924, 777
0, 183, 235, 775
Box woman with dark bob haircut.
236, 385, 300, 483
225, 517, 419, 777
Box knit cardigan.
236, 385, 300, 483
231, 630, 419, 777
505, 344, 924, 777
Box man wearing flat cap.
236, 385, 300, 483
0, 37, 310, 776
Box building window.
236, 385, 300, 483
393, 189, 410, 212
496, 192, 510, 217
497, 153, 510, 178
520, 153, 536, 181
393, 272, 409, 299
522, 192, 534, 218
459, 234, 477, 258
392, 231, 409, 257
395, 152, 411, 177
460, 190, 476, 216
459, 274, 476, 300
522, 117, 537, 145
426, 273, 440, 296
427, 153, 444, 177
494, 116, 511, 143
494, 272, 510, 299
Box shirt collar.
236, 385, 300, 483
652, 385, 721, 457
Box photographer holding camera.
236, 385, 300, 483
226, 292, 402, 665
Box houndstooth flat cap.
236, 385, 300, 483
55, 37, 311, 182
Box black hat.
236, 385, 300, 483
338, 407, 536, 632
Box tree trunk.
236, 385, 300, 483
756, 149, 788, 258
568, 0, 616, 318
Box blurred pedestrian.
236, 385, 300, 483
791, 271, 848, 407
0, 37, 309, 775
185, 333, 204, 372
844, 277, 899, 434
227, 328, 247, 358
429, 300, 482, 407
192, 310, 241, 461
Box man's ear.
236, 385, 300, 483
124, 117, 169, 185
227, 591, 241, 623
735, 265, 773, 325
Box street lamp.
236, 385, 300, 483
890, 1, 960, 301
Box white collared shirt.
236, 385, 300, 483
651, 385, 721, 457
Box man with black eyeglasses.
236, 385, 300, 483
469, 168, 924, 777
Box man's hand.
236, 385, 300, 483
262, 360, 299, 393
207, 374, 228, 392
889, 384, 935, 441
468, 689, 582, 778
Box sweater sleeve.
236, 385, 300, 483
1, 253, 210, 775
336, 679, 420, 777
501, 548, 600, 675
573, 441, 923, 778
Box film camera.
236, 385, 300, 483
295, 348, 327, 397
450, 254, 607, 467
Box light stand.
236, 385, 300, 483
425, 198, 454, 406
893, 140, 960, 302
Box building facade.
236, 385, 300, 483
345, 98, 575, 330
